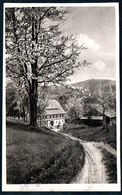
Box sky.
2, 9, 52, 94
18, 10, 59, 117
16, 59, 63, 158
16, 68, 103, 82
61, 6, 117, 84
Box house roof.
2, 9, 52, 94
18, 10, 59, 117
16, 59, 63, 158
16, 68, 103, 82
104, 110, 116, 118
41, 100, 66, 116
93, 105, 116, 118
79, 104, 116, 119
79, 116, 103, 120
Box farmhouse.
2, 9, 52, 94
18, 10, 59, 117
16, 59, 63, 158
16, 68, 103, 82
38, 100, 66, 128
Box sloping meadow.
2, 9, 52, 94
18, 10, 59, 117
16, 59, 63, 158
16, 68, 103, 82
6, 122, 85, 184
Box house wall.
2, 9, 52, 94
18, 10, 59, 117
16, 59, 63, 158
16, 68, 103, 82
82, 119, 103, 126
110, 117, 116, 127
81, 117, 116, 127
38, 115, 65, 128
48, 118, 65, 127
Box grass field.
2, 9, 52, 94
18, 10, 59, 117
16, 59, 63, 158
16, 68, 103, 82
62, 123, 116, 149
6, 122, 85, 184
101, 148, 117, 183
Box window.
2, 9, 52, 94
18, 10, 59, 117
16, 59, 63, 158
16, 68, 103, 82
46, 108, 58, 110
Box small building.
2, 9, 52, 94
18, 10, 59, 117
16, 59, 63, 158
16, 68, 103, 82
79, 116, 103, 126
38, 100, 66, 128
79, 106, 116, 127
103, 109, 116, 126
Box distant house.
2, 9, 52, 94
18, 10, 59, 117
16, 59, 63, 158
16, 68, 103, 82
102, 109, 116, 126
79, 105, 116, 126
38, 100, 66, 128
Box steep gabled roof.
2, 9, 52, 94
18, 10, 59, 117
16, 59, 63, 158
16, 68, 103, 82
42, 100, 66, 116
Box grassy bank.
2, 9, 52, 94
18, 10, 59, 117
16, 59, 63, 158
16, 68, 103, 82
6, 122, 85, 184
62, 123, 116, 149
101, 148, 117, 183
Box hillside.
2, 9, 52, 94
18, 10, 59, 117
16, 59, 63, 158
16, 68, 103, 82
62, 124, 116, 149
68, 79, 116, 88
48, 79, 116, 98
6, 121, 85, 184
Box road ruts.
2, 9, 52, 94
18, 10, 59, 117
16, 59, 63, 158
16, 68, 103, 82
63, 133, 108, 183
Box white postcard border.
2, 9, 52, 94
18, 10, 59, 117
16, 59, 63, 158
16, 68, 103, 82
2, 2, 121, 192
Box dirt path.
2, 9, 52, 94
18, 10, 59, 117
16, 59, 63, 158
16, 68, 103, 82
63, 133, 116, 184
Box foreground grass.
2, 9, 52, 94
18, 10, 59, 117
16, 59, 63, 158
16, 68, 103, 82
6, 122, 85, 184
101, 148, 117, 183
62, 123, 116, 149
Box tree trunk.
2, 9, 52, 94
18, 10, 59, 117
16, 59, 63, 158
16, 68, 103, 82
29, 16, 38, 127
22, 106, 26, 122
102, 107, 107, 129
29, 78, 38, 126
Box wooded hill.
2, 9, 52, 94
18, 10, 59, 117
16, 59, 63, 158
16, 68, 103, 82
70, 79, 116, 88
48, 79, 116, 98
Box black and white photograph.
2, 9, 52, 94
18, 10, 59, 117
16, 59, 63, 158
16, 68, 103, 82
2, 3, 120, 191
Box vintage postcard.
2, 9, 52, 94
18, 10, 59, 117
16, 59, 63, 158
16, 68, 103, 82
2, 3, 120, 191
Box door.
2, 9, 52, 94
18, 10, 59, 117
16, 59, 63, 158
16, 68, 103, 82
50, 121, 54, 126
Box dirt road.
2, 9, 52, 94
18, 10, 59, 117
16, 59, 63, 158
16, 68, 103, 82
63, 133, 116, 184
